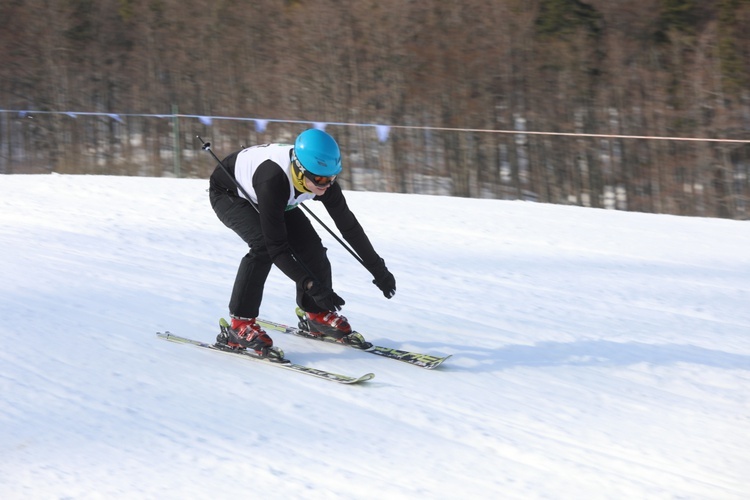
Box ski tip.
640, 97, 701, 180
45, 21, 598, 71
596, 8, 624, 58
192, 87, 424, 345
424, 354, 452, 370
345, 372, 375, 384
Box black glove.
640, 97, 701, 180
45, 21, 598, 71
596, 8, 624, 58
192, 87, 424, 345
304, 279, 345, 311
368, 258, 396, 299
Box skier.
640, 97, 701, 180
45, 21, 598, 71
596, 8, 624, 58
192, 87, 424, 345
208, 128, 396, 354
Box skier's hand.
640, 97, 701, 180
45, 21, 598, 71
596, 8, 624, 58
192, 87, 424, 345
304, 279, 345, 311
368, 258, 396, 299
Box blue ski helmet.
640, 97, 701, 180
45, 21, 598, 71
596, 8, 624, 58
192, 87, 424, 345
294, 129, 342, 176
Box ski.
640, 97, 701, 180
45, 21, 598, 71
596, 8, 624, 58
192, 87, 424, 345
256, 317, 451, 370
156, 332, 375, 385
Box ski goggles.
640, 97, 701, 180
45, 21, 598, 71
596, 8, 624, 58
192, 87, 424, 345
306, 172, 337, 188
294, 157, 337, 188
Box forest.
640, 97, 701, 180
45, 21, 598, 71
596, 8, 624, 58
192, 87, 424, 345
1, 0, 749, 218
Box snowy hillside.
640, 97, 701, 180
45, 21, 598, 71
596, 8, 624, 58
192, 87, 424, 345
1, 174, 748, 499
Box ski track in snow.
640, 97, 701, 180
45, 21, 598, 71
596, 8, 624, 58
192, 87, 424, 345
1, 174, 749, 499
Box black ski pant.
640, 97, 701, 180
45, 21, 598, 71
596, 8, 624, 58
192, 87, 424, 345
209, 189, 332, 318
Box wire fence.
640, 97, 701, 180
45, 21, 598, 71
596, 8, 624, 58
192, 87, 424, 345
2, 109, 749, 219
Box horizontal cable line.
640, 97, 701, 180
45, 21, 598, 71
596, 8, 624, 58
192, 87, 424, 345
1, 109, 748, 144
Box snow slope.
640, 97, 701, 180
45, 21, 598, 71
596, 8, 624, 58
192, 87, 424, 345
1, 174, 748, 499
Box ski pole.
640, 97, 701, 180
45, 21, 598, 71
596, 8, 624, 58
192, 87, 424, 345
197, 135, 259, 214
299, 204, 365, 266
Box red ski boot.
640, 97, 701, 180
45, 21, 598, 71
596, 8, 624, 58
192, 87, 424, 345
304, 311, 352, 340
224, 317, 274, 354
